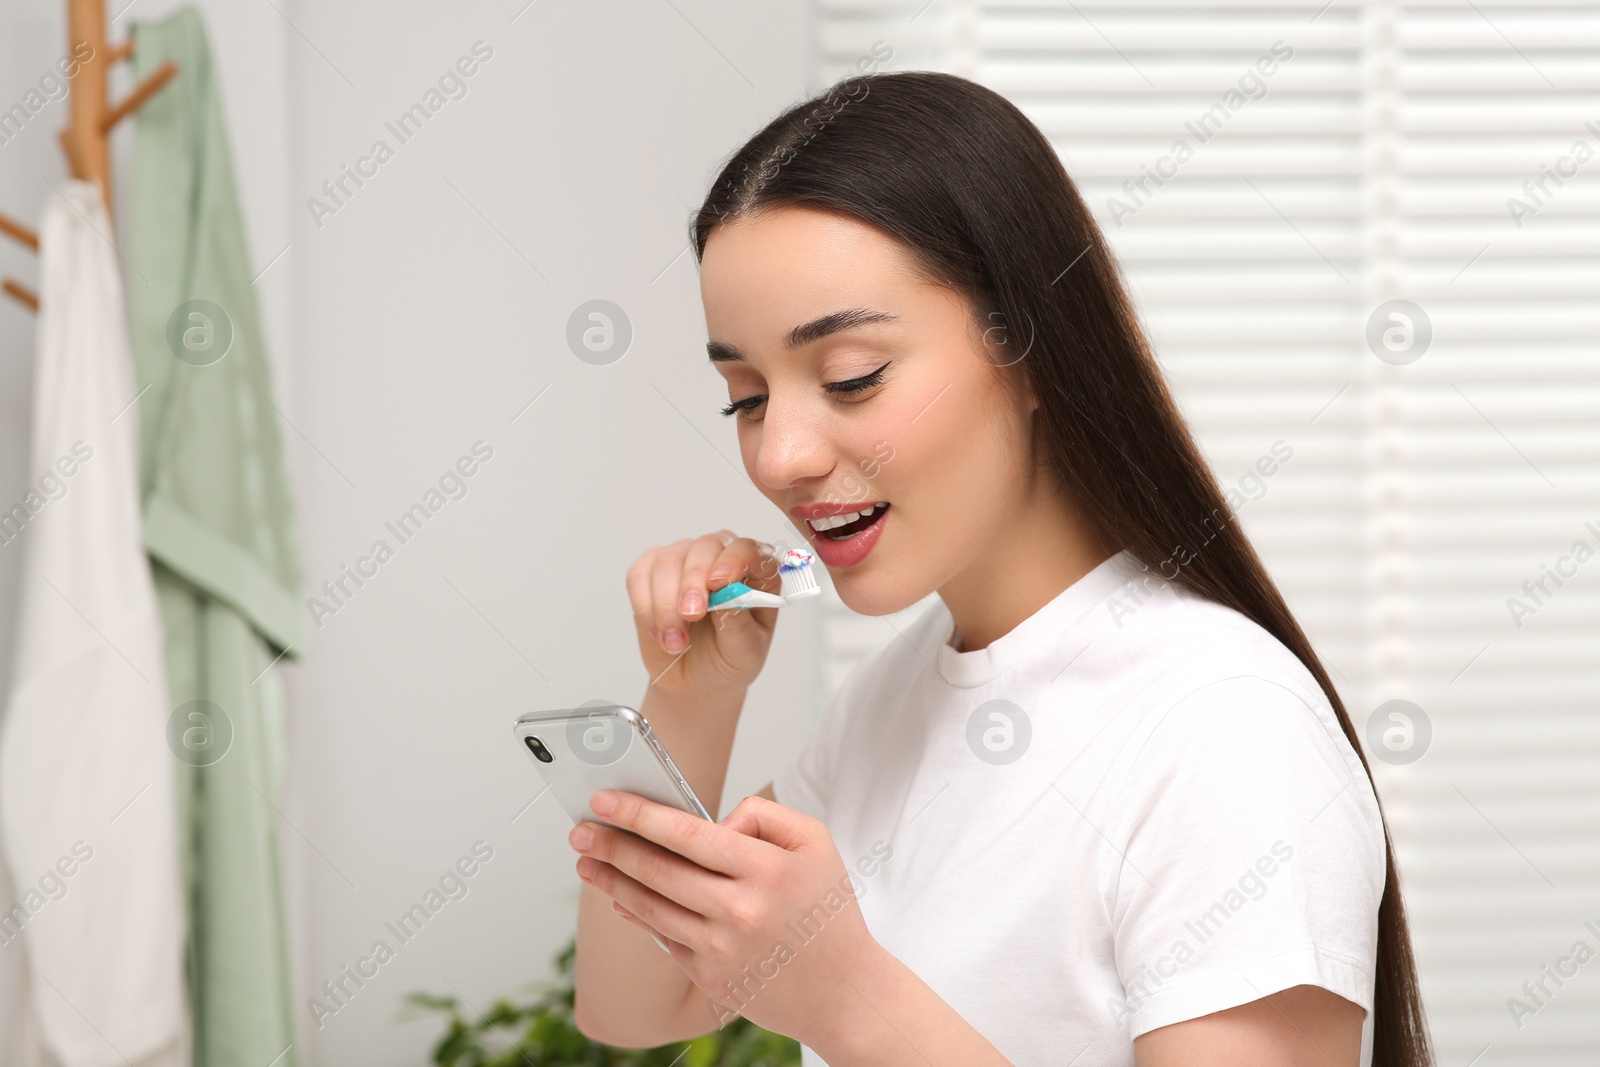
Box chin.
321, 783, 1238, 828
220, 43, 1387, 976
829, 563, 934, 618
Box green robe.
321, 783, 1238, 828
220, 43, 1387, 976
127, 9, 309, 1066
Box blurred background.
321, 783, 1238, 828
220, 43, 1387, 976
0, 1, 1596, 1065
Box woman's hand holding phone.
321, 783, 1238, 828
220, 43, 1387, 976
625, 530, 783, 699
572, 787, 887, 1051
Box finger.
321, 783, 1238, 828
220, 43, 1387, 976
578, 820, 727, 917
718, 793, 819, 853
614, 903, 686, 961
613, 899, 646, 925
611, 900, 668, 942
611, 899, 653, 933
593, 790, 759, 878
581, 855, 706, 948
651, 539, 693, 651
707, 537, 780, 597
701, 544, 761, 641
678, 533, 732, 623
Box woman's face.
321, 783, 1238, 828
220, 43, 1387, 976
699, 205, 1038, 617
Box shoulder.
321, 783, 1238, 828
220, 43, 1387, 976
1098, 585, 1383, 843
1106, 573, 1341, 741
1120, 672, 1375, 829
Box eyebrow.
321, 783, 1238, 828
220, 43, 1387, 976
707, 307, 899, 363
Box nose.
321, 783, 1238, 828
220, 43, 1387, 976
751, 390, 834, 492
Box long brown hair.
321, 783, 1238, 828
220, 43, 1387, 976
690, 70, 1434, 1066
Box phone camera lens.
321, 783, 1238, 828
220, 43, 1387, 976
524, 735, 554, 763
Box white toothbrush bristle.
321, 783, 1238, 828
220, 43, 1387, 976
778, 548, 821, 601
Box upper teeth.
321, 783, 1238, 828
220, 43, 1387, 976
808, 502, 887, 532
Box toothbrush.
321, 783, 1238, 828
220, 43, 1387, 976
707, 546, 822, 610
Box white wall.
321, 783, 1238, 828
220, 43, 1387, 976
0, 2, 815, 1065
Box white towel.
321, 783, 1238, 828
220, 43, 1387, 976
0, 180, 186, 1067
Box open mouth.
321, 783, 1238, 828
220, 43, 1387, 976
809, 502, 889, 541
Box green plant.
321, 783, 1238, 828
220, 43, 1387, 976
404, 938, 800, 1067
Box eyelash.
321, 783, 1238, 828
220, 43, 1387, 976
720, 360, 892, 419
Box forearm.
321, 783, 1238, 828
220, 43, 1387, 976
573, 882, 700, 1045
808, 943, 1013, 1067
640, 682, 746, 821
571, 683, 747, 1046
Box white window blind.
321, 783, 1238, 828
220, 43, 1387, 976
808, 2, 1600, 1062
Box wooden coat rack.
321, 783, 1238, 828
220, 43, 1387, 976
0, 0, 179, 312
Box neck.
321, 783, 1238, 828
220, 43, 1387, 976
939, 471, 1115, 654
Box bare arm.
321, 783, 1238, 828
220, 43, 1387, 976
817, 969, 1362, 1065
1133, 984, 1365, 1066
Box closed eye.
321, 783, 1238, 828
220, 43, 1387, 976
720, 360, 893, 419
826, 359, 892, 396
719, 395, 761, 418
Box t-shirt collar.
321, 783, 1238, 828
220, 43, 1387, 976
932, 548, 1141, 689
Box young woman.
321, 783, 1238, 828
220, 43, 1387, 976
565, 71, 1434, 1067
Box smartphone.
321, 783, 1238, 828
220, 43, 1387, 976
513, 703, 712, 829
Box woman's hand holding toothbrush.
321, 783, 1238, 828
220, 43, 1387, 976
625, 530, 784, 699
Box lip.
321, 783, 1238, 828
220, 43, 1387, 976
787, 499, 889, 521
804, 503, 889, 570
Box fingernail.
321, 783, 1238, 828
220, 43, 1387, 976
680, 590, 702, 615
569, 825, 594, 851
591, 790, 617, 816
709, 567, 732, 581
664, 628, 685, 653
576, 856, 596, 880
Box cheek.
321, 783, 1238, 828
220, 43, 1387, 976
896, 378, 1031, 520
830, 399, 921, 505
832, 462, 878, 506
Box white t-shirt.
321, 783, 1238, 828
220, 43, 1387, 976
772, 548, 1385, 1066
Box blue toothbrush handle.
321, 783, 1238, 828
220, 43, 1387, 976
708, 582, 754, 608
